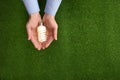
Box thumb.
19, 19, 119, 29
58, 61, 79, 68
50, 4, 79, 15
53, 27, 58, 40
26, 27, 32, 40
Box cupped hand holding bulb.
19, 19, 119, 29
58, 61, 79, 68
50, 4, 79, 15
26, 12, 58, 50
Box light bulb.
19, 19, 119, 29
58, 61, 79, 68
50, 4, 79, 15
37, 23, 47, 42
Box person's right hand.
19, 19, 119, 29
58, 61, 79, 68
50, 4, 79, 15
26, 12, 42, 50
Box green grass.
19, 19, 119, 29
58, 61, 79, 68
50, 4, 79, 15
1, 0, 120, 80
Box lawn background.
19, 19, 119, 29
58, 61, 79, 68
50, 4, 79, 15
1, 0, 120, 80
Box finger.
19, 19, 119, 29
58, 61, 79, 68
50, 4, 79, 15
28, 36, 31, 40
41, 40, 47, 49
45, 36, 54, 48
31, 37, 41, 50
26, 27, 32, 40
53, 27, 58, 40
39, 42, 42, 50
42, 42, 46, 50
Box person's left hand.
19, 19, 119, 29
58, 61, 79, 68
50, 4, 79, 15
42, 13, 58, 49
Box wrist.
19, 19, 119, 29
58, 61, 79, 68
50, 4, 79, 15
43, 13, 55, 20
30, 12, 41, 19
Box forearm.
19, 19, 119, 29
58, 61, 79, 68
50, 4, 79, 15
22, 0, 40, 15
44, 0, 62, 16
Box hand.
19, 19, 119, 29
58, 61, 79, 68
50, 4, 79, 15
26, 12, 42, 50
42, 13, 58, 49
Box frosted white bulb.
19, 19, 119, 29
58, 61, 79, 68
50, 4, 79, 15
37, 23, 47, 42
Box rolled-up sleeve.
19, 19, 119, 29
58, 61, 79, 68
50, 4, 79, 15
44, 0, 62, 16
22, 0, 40, 15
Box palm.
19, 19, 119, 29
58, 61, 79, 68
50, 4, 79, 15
42, 15, 58, 49
26, 13, 42, 50
42, 21, 54, 48
31, 28, 38, 42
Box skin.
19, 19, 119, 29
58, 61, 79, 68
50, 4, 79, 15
26, 12, 58, 50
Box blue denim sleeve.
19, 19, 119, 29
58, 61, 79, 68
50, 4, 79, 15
44, 0, 62, 16
22, 0, 40, 15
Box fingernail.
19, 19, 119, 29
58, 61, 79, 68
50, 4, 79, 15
46, 46, 48, 48
55, 38, 57, 40
38, 48, 41, 50
43, 47, 45, 50
45, 46, 47, 48
28, 37, 31, 40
